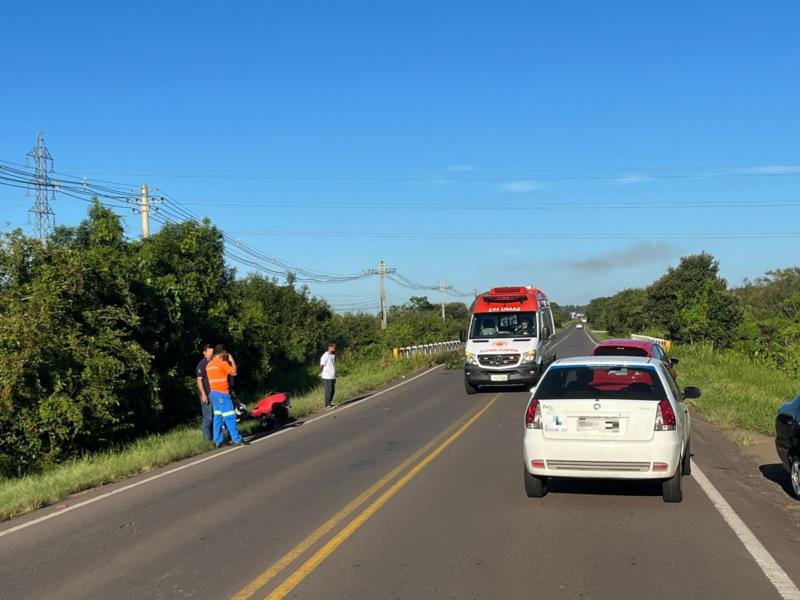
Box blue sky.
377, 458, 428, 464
1, 1, 799, 309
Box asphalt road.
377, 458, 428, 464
2, 326, 799, 599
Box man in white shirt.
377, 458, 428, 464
320, 342, 337, 409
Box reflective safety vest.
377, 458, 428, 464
206, 357, 235, 393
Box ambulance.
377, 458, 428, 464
463, 286, 557, 394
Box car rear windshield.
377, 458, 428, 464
534, 365, 666, 401
593, 346, 648, 357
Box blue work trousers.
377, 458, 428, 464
211, 391, 243, 446
200, 399, 213, 441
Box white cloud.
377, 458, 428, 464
747, 165, 800, 175
500, 180, 541, 193
614, 174, 652, 185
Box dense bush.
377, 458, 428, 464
0, 204, 468, 477
584, 253, 799, 379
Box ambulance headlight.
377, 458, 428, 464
521, 350, 537, 363
465, 352, 478, 366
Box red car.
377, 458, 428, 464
591, 338, 678, 379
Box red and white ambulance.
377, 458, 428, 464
463, 286, 557, 394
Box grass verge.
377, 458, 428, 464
588, 328, 612, 341
672, 343, 797, 435
0, 351, 455, 522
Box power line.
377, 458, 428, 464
165, 198, 800, 211
38, 164, 800, 182
225, 229, 800, 241
1, 157, 476, 296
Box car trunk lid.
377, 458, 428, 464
539, 399, 657, 442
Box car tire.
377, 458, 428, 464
465, 379, 478, 395
790, 456, 800, 499
682, 441, 692, 476
524, 468, 547, 498
662, 470, 683, 503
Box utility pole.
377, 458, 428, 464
379, 260, 388, 329
27, 132, 56, 241
437, 281, 451, 322
140, 184, 150, 238
369, 260, 397, 329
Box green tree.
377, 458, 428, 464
0, 203, 154, 474
586, 296, 612, 331
605, 288, 650, 336
645, 253, 741, 345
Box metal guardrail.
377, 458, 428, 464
392, 340, 464, 358
630, 334, 673, 353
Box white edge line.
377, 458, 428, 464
692, 460, 800, 599
0, 364, 445, 539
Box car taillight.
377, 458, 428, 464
654, 399, 676, 431
525, 399, 542, 429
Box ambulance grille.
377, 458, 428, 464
478, 353, 520, 367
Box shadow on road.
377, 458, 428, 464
473, 386, 532, 396
244, 419, 303, 443
759, 463, 794, 499
545, 477, 662, 497
334, 394, 371, 408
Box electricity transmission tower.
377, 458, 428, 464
27, 132, 56, 241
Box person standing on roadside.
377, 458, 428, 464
206, 344, 246, 447
320, 342, 337, 409
195, 344, 215, 441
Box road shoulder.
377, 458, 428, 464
692, 414, 800, 588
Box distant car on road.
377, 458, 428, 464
575, 323, 584, 329
523, 356, 701, 502
775, 395, 800, 498
592, 338, 677, 379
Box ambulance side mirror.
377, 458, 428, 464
458, 329, 466, 343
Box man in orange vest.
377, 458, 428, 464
206, 344, 246, 447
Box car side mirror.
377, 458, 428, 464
541, 326, 551, 340
670, 358, 680, 366
458, 329, 466, 343
683, 386, 701, 399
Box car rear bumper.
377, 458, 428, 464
465, 364, 540, 387
523, 431, 683, 479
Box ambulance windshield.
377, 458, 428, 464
470, 312, 537, 339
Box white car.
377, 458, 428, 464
575, 323, 583, 329
522, 356, 700, 502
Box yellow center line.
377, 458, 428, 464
262, 393, 500, 600
230, 395, 497, 600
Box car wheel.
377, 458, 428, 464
465, 379, 478, 395
682, 441, 692, 476
790, 457, 800, 499
524, 468, 547, 498
662, 470, 683, 503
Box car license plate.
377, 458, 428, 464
577, 417, 621, 432
490, 374, 509, 382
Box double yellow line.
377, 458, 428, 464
231, 393, 500, 600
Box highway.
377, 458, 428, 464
2, 326, 800, 599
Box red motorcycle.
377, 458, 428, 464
246, 392, 290, 430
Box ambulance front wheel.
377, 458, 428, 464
464, 377, 478, 395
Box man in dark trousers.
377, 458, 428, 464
195, 344, 214, 441
319, 342, 337, 409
